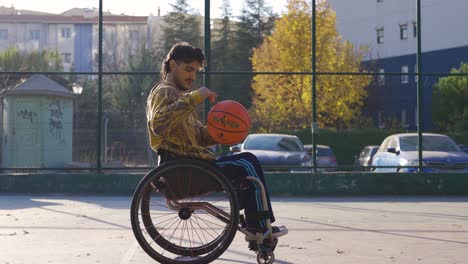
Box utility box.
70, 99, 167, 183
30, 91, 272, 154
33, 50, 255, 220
1, 75, 76, 168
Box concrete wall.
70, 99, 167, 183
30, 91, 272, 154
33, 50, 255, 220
1, 172, 467, 196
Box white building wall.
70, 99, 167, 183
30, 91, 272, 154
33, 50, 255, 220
327, 0, 468, 60
1, 17, 147, 72
91, 23, 147, 71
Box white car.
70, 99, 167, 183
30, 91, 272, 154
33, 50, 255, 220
372, 133, 468, 172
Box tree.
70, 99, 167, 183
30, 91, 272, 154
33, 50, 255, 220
0, 48, 62, 90
210, 0, 240, 102
160, 0, 203, 52
216, 0, 276, 108
107, 46, 160, 129
250, 0, 371, 131
432, 62, 468, 132
234, 0, 276, 66
212, 0, 234, 72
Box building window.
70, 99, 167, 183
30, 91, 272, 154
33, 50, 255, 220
61, 28, 71, 38
376, 28, 384, 44
0, 29, 8, 40
400, 24, 408, 39
378, 68, 385, 86
62, 53, 72, 63
29, 30, 40, 40
129, 30, 139, 40
413, 21, 417, 38
401, 65, 409, 84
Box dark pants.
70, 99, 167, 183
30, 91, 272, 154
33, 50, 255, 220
158, 150, 276, 230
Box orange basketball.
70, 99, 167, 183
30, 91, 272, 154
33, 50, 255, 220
207, 100, 250, 145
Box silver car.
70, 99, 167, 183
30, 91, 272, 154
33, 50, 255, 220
229, 133, 310, 169
354, 145, 380, 171
372, 133, 468, 172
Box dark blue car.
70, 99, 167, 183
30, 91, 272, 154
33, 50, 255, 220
229, 133, 310, 169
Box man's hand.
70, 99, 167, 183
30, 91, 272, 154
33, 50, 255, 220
197, 86, 218, 103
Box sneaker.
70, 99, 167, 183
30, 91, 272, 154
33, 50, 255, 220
271, 226, 281, 234
271, 225, 288, 238
246, 226, 283, 252
246, 225, 286, 235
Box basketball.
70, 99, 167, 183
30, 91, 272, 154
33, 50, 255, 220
207, 100, 251, 145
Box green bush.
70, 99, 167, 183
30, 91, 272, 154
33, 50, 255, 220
447, 131, 468, 145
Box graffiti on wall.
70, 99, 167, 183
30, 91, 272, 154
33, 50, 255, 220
48, 97, 64, 144
17, 110, 37, 123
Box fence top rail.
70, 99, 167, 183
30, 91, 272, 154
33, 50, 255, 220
1, 71, 467, 76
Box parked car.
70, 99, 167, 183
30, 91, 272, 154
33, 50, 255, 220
304, 144, 338, 171
354, 145, 380, 171
229, 133, 310, 169
371, 133, 468, 172
458, 144, 468, 154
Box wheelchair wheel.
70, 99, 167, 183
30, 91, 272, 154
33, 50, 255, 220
131, 159, 239, 264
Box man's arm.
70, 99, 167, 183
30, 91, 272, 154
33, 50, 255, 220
147, 86, 203, 136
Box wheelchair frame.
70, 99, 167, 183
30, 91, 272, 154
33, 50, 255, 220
130, 159, 286, 264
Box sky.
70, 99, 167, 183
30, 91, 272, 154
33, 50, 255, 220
1, 0, 289, 18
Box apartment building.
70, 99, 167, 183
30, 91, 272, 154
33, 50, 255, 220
0, 6, 148, 72
327, 0, 468, 130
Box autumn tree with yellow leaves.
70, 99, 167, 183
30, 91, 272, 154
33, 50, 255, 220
251, 0, 371, 131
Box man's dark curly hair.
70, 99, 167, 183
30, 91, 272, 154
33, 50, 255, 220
161, 42, 205, 79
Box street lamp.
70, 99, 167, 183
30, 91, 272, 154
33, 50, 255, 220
72, 83, 83, 161
72, 82, 83, 95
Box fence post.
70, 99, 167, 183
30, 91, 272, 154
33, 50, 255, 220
416, 0, 423, 172
203, 0, 211, 122
97, 0, 103, 172
311, 0, 318, 173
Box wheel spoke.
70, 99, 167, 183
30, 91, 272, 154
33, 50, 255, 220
193, 214, 224, 238
131, 161, 239, 262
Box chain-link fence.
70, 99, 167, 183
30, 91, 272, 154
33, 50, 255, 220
0, 0, 467, 173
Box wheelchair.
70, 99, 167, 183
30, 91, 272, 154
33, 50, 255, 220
130, 158, 287, 264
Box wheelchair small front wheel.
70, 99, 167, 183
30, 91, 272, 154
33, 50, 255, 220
257, 250, 275, 264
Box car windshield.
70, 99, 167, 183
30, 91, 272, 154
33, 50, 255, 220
399, 136, 460, 152
244, 136, 303, 152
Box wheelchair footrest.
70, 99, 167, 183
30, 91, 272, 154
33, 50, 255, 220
242, 225, 288, 241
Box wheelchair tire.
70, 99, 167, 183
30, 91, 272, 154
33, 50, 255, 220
131, 159, 239, 264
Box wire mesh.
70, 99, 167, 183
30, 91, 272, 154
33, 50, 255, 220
0, 0, 467, 173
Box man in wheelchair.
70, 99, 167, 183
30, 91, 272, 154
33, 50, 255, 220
146, 42, 287, 253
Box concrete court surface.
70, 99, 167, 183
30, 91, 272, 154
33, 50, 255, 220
0, 195, 467, 264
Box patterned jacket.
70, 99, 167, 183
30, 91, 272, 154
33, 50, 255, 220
146, 81, 217, 160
